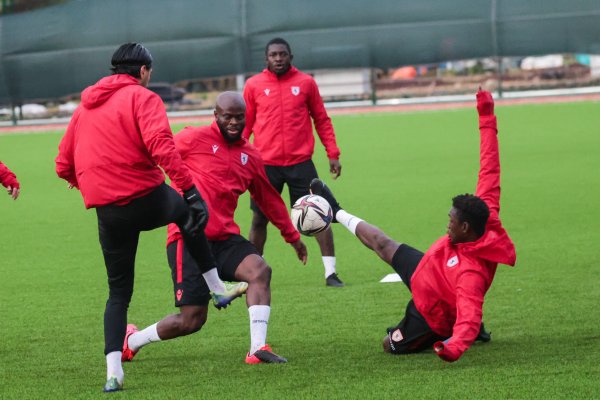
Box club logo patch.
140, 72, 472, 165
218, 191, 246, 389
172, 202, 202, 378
241, 152, 248, 165
447, 256, 459, 267
176, 289, 183, 301
212, 144, 219, 154
264, 89, 270, 96
391, 329, 403, 342
291, 86, 300, 96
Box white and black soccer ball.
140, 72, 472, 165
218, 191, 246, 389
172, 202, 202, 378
290, 194, 333, 236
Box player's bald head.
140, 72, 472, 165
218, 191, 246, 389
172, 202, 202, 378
215, 91, 245, 113
214, 91, 246, 143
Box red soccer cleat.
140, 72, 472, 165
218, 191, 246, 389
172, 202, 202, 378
121, 324, 139, 362
245, 344, 287, 364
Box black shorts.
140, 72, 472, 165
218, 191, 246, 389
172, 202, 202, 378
166, 234, 260, 307
250, 159, 319, 215
391, 243, 424, 291
386, 244, 445, 354
386, 300, 447, 355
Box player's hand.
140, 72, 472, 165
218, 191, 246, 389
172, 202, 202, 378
476, 89, 494, 116
433, 340, 460, 362
183, 185, 209, 235
3, 177, 20, 200
6, 185, 19, 200
291, 239, 307, 265
329, 159, 341, 180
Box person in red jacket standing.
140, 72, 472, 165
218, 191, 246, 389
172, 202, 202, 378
122, 92, 307, 364
0, 161, 20, 200
243, 38, 344, 287
310, 90, 516, 362
55, 43, 247, 392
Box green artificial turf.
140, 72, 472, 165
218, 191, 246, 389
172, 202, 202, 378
1, 101, 599, 399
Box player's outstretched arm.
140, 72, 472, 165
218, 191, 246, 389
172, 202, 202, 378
249, 157, 302, 248
475, 90, 501, 215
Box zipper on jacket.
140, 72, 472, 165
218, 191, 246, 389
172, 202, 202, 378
278, 78, 286, 163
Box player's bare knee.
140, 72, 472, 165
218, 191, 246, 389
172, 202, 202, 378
248, 261, 272, 286
372, 233, 395, 258
180, 310, 207, 335
257, 263, 272, 285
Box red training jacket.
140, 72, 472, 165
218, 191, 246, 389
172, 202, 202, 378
410, 114, 516, 362
167, 121, 300, 245
242, 66, 341, 166
55, 74, 193, 208
0, 161, 19, 189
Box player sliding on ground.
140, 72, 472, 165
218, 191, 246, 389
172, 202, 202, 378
310, 90, 516, 362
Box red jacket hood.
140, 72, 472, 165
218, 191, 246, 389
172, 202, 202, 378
455, 218, 516, 266
81, 74, 140, 109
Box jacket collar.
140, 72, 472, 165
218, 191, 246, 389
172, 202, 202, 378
262, 66, 298, 81
210, 121, 247, 147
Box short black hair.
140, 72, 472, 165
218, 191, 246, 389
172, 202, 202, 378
110, 43, 153, 78
265, 38, 291, 56
452, 194, 490, 237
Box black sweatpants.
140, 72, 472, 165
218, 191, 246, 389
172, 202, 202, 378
96, 183, 215, 355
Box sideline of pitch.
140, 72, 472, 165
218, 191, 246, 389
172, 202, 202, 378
2, 86, 600, 134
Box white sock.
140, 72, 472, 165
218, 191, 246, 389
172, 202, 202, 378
322, 256, 337, 278
336, 210, 364, 235
202, 268, 226, 292
248, 305, 270, 355
106, 351, 124, 383
128, 323, 161, 351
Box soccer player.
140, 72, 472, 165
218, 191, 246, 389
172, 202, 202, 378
123, 92, 307, 364
243, 37, 345, 287
310, 90, 516, 362
0, 161, 20, 200
55, 43, 247, 392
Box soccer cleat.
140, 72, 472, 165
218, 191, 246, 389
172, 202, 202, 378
103, 376, 123, 393
309, 178, 341, 222
211, 281, 248, 310
325, 273, 345, 287
121, 324, 139, 362
245, 344, 288, 364
476, 322, 491, 343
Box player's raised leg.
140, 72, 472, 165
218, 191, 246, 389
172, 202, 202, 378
310, 179, 401, 266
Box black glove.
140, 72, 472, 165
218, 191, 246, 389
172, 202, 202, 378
183, 185, 209, 236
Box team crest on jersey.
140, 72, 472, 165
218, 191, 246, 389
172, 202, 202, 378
240, 152, 248, 165
264, 89, 270, 96
212, 144, 219, 154
447, 255, 459, 267
291, 86, 300, 96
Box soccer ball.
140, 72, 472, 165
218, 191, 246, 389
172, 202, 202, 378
290, 194, 333, 236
